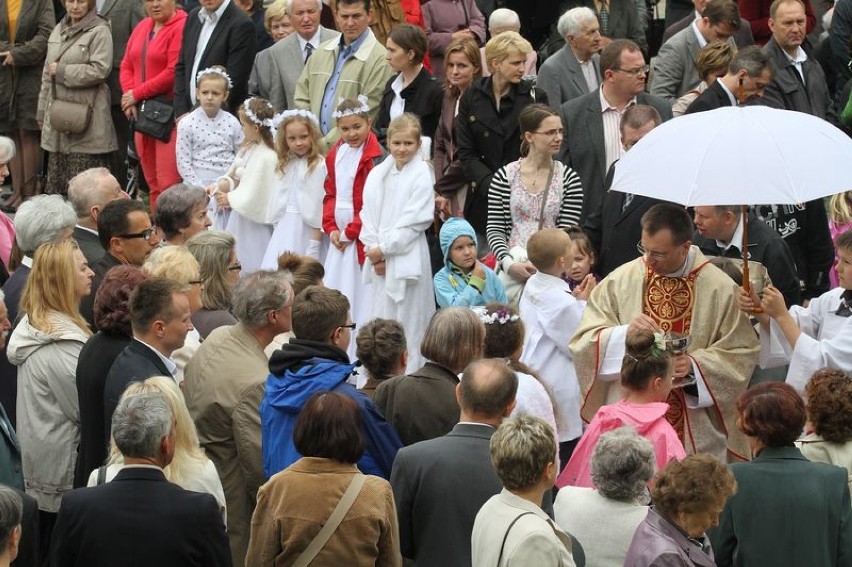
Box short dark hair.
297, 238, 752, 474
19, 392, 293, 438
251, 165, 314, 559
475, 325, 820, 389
94, 265, 148, 336
601, 39, 642, 72
729, 45, 771, 77
97, 199, 149, 250
702, 0, 740, 28
154, 184, 208, 240
641, 204, 693, 245
736, 382, 806, 447
459, 359, 518, 417
294, 392, 365, 463
291, 286, 349, 342
129, 277, 186, 334
388, 24, 427, 64
620, 104, 662, 135
336, 0, 370, 12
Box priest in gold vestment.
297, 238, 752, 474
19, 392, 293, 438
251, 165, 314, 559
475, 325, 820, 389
570, 204, 759, 461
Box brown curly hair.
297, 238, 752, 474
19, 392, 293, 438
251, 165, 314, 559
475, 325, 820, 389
94, 265, 148, 336
651, 454, 736, 518
804, 368, 852, 444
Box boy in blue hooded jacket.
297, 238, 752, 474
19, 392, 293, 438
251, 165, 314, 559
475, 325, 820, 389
434, 218, 507, 308
260, 286, 402, 479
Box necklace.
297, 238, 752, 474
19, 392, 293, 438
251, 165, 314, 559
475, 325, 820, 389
521, 158, 548, 193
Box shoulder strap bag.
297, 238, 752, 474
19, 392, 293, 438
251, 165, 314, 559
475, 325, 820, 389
495, 511, 536, 566
133, 32, 176, 142
47, 40, 94, 135
292, 473, 366, 567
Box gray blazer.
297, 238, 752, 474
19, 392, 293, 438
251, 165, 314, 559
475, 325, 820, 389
651, 26, 735, 102
248, 26, 339, 111
663, 13, 755, 48
537, 45, 601, 108
762, 37, 836, 124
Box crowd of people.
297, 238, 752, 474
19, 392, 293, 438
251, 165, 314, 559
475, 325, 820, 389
0, 0, 851, 565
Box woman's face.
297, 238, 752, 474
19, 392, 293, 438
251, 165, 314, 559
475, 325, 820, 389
73, 248, 95, 299
180, 202, 212, 241
446, 51, 477, 92
65, 0, 90, 22
677, 497, 726, 538
492, 49, 526, 84
143, 0, 176, 24
386, 38, 413, 73
269, 16, 293, 42
226, 249, 241, 289
526, 115, 564, 157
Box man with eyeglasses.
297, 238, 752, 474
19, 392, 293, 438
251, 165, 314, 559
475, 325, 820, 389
571, 203, 759, 464
81, 199, 160, 329
557, 39, 672, 223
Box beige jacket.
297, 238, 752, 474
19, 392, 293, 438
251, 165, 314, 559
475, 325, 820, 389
36, 9, 117, 154
797, 433, 852, 495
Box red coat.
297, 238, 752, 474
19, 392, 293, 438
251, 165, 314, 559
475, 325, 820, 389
322, 132, 385, 265
119, 10, 187, 99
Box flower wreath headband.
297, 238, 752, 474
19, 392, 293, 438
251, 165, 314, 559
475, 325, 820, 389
471, 306, 520, 325
271, 109, 320, 130
196, 67, 233, 89
243, 98, 275, 129
331, 94, 370, 119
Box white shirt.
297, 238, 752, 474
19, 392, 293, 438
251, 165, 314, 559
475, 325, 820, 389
75, 224, 98, 237
692, 19, 708, 48
297, 29, 322, 62
599, 88, 636, 171
784, 46, 808, 85
190, 0, 231, 105
389, 72, 408, 121
580, 59, 599, 92
715, 215, 744, 254
134, 338, 178, 377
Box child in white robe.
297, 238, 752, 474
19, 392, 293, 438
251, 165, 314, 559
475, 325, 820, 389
261, 110, 327, 269
360, 114, 436, 373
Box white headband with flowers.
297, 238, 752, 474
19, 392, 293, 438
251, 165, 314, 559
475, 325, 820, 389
271, 109, 320, 129
242, 98, 274, 129
196, 67, 233, 89
331, 94, 370, 119
471, 306, 520, 325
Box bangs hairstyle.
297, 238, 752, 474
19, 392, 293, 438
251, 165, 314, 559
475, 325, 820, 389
21, 240, 91, 336
277, 252, 325, 296
443, 37, 482, 96
527, 227, 571, 272
483, 31, 532, 73
386, 113, 422, 143
265, 0, 288, 31
294, 392, 365, 463
239, 97, 276, 150
828, 192, 852, 225
196, 65, 231, 92
356, 318, 407, 382
565, 226, 595, 260
804, 368, 852, 444
276, 114, 324, 174
695, 41, 736, 80
621, 329, 673, 391
736, 381, 806, 447
420, 307, 484, 373
291, 285, 349, 342
519, 104, 559, 157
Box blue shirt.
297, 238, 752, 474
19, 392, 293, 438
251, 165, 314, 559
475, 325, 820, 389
319, 30, 370, 134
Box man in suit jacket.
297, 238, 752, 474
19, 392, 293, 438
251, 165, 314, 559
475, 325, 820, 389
173, 0, 256, 117
103, 278, 192, 437
67, 168, 130, 265
684, 45, 772, 113
663, 0, 755, 47
538, 7, 603, 108
584, 105, 668, 277
651, 0, 740, 102
51, 392, 231, 567
248, 0, 338, 111
558, 39, 672, 224
390, 359, 518, 567
561, 0, 647, 52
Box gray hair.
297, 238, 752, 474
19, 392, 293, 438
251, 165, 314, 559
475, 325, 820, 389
0, 136, 15, 164
111, 392, 173, 459
0, 486, 21, 555
231, 270, 293, 327
286, 0, 322, 13
557, 6, 598, 38
489, 8, 521, 31
491, 415, 557, 491
186, 230, 237, 310
729, 45, 771, 77
67, 167, 115, 219
155, 183, 209, 240
14, 195, 77, 255
590, 427, 655, 502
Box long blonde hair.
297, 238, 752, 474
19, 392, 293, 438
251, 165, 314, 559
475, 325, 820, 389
275, 114, 324, 174
829, 191, 852, 225
108, 377, 208, 487
20, 240, 91, 336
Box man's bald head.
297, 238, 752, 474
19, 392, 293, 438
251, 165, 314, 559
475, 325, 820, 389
457, 359, 518, 421
68, 167, 128, 227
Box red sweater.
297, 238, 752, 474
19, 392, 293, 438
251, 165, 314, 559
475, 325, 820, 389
322, 132, 385, 266
119, 10, 187, 100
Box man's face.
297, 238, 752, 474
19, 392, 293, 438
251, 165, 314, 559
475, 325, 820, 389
693, 206, 735, 241
621, 119, 657, 151
160, 293, 193, 354
610, 49, 647, 97
770, 1, 807, 51
702, 18, 735, 42
640, 228, 691, 275
568, 18, 602, 59
335, 2, 371, 45
737, 68, 772, 100
289, 0, 320, 40
199, 0, 224, 12
93, 174, 129, 221
114, 210, 159, 266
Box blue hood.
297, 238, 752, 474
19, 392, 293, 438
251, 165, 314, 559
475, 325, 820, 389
439, 217, 477, 271
264, 359, 355, 414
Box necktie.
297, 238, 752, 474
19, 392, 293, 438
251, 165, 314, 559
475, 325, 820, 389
836, 290, 852, 317
305, 42, 314, 63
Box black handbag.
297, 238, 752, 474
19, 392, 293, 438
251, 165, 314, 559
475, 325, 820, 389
133, 33, 174, 142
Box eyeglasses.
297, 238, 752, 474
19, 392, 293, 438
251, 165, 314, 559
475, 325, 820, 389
614, 64, 650, 76
339, 323, 357, 330
228, 263, 242, 271
533, 128, 564, 137
188, 279, 204, 286
119, 226, 157, 241
636, 242, 670, 261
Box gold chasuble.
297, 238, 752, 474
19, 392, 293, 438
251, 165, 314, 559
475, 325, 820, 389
569, 248, 759, 462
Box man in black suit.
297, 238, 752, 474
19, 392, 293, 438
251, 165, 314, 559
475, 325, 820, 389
685, 45, 772, 113
67, 168, 130, 265
174, 0, 256, 116
558, 39, 672, 223
103, 278, 192, 436
50, 392, 231, 567
585, 105, 669, 277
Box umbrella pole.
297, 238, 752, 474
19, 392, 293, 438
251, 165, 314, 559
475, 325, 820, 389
741, 206, 763, 314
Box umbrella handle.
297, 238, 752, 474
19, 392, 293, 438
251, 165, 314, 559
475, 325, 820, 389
741, 206, 763, 314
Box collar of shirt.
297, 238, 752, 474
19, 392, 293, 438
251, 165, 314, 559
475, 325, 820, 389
298, 28, 321, 54
457, 422, 496, 429
134, 338, 178, 376
784, 45, 808, 65
715, 214, 744, 253
691, 19, 708, 48
198, 0, 230, 25
664, 247, 697, 278
21, 255, 33, 269
338, 28, 369, 60
717, 78, 739, 106
599, 87, 636, 113
75, 224, 98, 236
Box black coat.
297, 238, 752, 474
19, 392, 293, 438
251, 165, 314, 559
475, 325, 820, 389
74, 332, 132, 488
0, 265, 31, 428
73, 226, 105, 265
50, 467, 231, 567
373, 66, 444, 148
80, 253, 122, 331
684, 80, 734, 114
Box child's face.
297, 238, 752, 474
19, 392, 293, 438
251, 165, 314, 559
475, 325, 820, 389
337, 115, 370, 148
569, 241, 593, 282
240, 116, 261, 143
285, 120, 312, 158
837, 247, 852, 290
448, 235, 477, 271
197, 77, 228, 118
389, 129, 420, 168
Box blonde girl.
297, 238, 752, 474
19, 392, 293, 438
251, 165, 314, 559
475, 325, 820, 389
261, 110, 328, 268
829, 191, 852, 288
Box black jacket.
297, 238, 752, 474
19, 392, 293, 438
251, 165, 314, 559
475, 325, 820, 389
373, 66, 443, 148
0, 265, 30, 427
81, 253, 123, 330
684, 80, 735, 114
73, 226, 105, 265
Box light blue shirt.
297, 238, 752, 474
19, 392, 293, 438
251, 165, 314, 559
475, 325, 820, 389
319, 30, 370, 134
